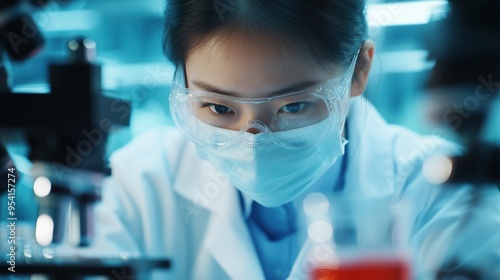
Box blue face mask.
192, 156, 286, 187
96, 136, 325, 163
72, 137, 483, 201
195, 118, 348, 207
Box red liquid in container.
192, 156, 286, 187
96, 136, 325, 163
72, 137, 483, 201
311, 259, 410, 280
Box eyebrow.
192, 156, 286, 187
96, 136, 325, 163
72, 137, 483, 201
191, 79, 323, 97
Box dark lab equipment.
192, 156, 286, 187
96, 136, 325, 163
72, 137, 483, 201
0, 258, 171, 279
0, 36, 129, 247
0, 0, 45, 60
0, 1, 169, 279
425, 0, 500, 186
0, 145, 18, 195
425, 0, 500, 279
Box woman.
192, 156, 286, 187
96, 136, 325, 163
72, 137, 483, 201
90, 0, 500, 279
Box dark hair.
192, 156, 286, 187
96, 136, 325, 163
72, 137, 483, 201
163, 0, 367, 69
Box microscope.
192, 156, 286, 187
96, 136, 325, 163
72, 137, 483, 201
424, 0, 500, 279
0, 0, 170, 278
424, 0, 500, 186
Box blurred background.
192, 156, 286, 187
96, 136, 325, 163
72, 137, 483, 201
2, 0, 450, 222
10, 0, 449, 137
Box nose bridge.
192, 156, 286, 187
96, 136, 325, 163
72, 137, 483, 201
240, 105, 273, 134
245, 126, 262, 135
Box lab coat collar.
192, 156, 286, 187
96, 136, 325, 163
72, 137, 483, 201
204, 187, 266, 280
170, 138, 265, 279
240, 190, 253, 218
171, 138, 231, 213
343, 96, 396, 199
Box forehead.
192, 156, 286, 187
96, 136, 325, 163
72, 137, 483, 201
184, 31, 339, 97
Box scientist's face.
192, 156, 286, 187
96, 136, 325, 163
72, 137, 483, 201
184, 32, 373, 133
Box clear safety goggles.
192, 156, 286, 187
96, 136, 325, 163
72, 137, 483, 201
169, 52, 358, 149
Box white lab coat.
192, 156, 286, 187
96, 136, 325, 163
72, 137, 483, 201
84, 97, 500, 279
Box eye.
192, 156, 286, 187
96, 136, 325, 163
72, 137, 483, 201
280, 102, 307, 114
203, 103, 233, 115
